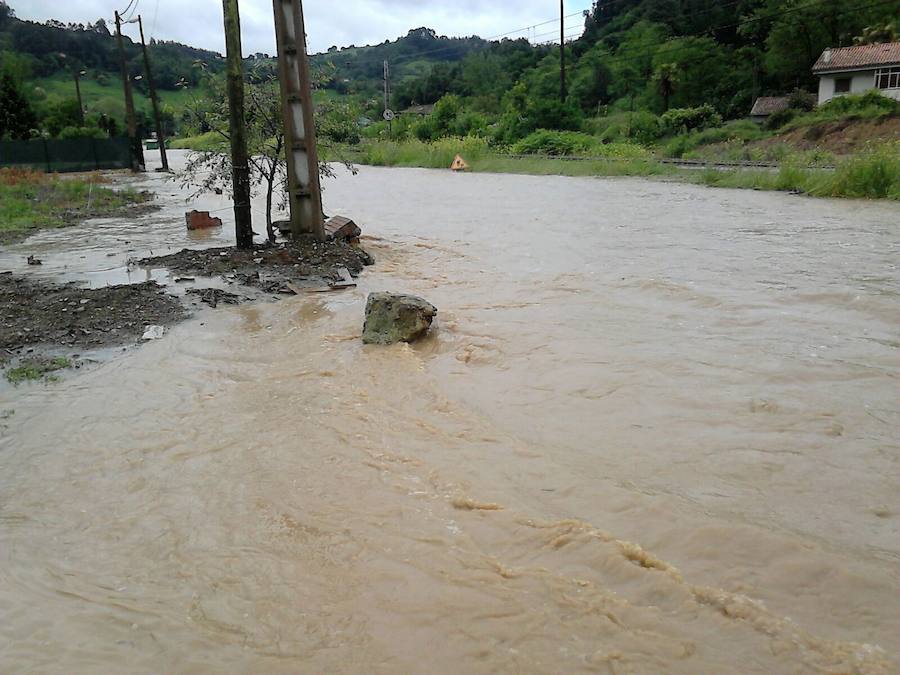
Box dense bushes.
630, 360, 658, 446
511, 130, 597, 155
660, 105, 722, 134
585, 111, 663, 144
57, 125, 106, 140
817, 90, 899, 117
664, 120, 765, 158
510, 129, 649, 158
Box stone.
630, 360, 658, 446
362, 292, 437, 345
185, 210, 223, 230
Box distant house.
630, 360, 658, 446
812, 42, 900, 104
749, 96, 791, 122
400, 104, 435, 116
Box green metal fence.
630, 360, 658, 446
0, 137, 135, 173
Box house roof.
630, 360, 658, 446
750, 96, 790, 116
812, 42, 900, 73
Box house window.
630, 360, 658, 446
834, 77, 851, 93
875, 67, 900, 89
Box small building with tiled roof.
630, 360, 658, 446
749, 96, 791, 120
812, 42, 900, 104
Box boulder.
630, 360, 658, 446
362, 292, 437, 345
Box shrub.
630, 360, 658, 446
660, 104, 722, 134
317, 103, 361, 145
57, 125, 107, 140
664, 120, 766, 158
815, 143, 900, 199
512, 130, 597, 155
586, 111, 663, 145
495, 97, 583, 144
787, 88, 816, 112
765, 108, 797, 130
817, 90, 899, 117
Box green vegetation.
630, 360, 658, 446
0, 168, 151, 242
169, 131, 227, 152
692, 146, 899, 199
351, 137, 899, 200
5, 356, 72, 384
7, 0, 895, 202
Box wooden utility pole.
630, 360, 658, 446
383, 60, 392, 136
273, 0, 325, 241
559, 0, 566, 102
222, 0, 254, 249
114, 11, 143, 171
137, 15, 169, 172
72, 70, 85, 125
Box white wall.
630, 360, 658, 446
818, 70, 900, 103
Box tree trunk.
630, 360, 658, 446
222, 0, 254, 249
265, 161, 277, 244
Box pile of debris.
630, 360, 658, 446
140, 235, 373, 295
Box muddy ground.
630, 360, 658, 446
0, 274, 187, 354
2, 237, 374, 377
139, 236, 374, 294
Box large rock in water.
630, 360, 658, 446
362, 292, 437, 345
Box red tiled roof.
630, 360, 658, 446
750, 96, 790, 116
812, 43, 900, 73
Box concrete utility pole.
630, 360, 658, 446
272, 0, 325, 241
222, 0, 254, 249
137, 15, 169, 172
559, 0, 566, 102
114, 11, 144, 171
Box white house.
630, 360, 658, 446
812, 42, 900, 104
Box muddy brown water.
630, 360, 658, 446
1, 151, 898, 673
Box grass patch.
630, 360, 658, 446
351, 139, 898, 200
5, 356, 72, 385
169, 131, 229, 152
690, 144, 899, 199
356, 136, 491, 168
0, 168, 152, 243
778, 91, 899, 133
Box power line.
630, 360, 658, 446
318, 5, 593, 70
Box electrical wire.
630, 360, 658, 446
150, 0, 159, 39
318, 5, 593, 69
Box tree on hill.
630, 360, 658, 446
653, 62, 678, 112
0, 71, 37, 139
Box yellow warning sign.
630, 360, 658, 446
450, 154, 469, 171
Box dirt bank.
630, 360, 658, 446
759, 116, 900, 155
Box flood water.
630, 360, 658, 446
1, 151, 898, 673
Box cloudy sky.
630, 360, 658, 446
11, 0, 593, 55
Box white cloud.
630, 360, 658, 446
9, 0, 591, 55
